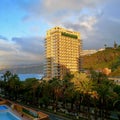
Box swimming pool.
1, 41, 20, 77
0, 105, 21, 120
0, 105, 8, 110
0, 112, 21, 120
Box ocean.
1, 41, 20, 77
0, 74, 44, 81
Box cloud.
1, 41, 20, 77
12, 37, 44, 54
10, 0, 120, 50
18, 0, 117, 49
0, 38, 19, 52
1, 0, 120, 68
63, 14, 99, 48
0, 35, 8, 40
63, 9, 120, 49
0, 36, 44, 67
64, 15, 98, 31
18, 0, 107, 23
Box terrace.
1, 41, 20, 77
0, 97, 49, 120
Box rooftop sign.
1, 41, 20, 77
61, 32, 78, 39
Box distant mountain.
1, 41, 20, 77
0, 64, 44, 74
82, 47, 120, 76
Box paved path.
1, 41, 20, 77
11, 109, 32, 120
9, 101, 75, 120
39, 110, 72, 120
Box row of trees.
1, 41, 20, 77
104, 41, 120, 49
0, 70, 120, 119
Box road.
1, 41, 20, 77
49, 114, 65, 120
42, 111, 71, 120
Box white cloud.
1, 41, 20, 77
0, 39, 19, 52
19, 0, 107, 23
12, 37, 44, 54
79, 16, 98, 31
63, 14, 99, 44
21, 0, 120, 50
40, 0, 106, 14
0, 37, 44, 67
1, 0, 120, 67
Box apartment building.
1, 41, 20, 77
45, 26, 82, 80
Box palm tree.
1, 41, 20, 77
38, 80, 51, 108
63, 81, 76, 111
90, 70, 118, 119
61, 73, 74, 109
2, 70, 12, 82
97, 81, 115, 119
22, 78, 39, 105
0, 80, 4, 95
91, 71, 116, 120
104, 44, 107, 49
1, 71, 12, 97
114, 41, 118, 49
7, 74, 20, 100
71, 72, 93, 94
71, 72, 94, 119
113, 85, 120, 119
48, 78, 63, 112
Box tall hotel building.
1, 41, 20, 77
45, 27, 82, 80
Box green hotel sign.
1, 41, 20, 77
61, 32, 78, 39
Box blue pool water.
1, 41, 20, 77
0, 105, 21, 120
0, 112, 21, 120
0, 105, 8, 110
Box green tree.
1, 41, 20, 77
118, 45, 120, 49
111, 57, 120, 71
38, 80, 51, 108
63, 80, 76, 111
22, 78, 39, 105
71, 72, 94, 119
1, 71, 12, 97
114, 41, 118, 49
61, 73, 74, 109
104, 44, 107, 49
91, 71, 116, 119
2, 70, 12, 82
7, 74, 20, 100
49, 78, 63, 112
113, 85, 120, 111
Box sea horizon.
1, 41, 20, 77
0, 73, 44, 81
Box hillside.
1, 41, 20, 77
82, 47, 120, 76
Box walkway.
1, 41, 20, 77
10, 109, 32, 120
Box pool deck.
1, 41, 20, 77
0, 105, 32, 120
0, 97, 49, 120
11, 109, 32, 120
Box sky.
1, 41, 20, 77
0, 0, 120, 67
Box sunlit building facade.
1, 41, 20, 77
45, 27, 82, 80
